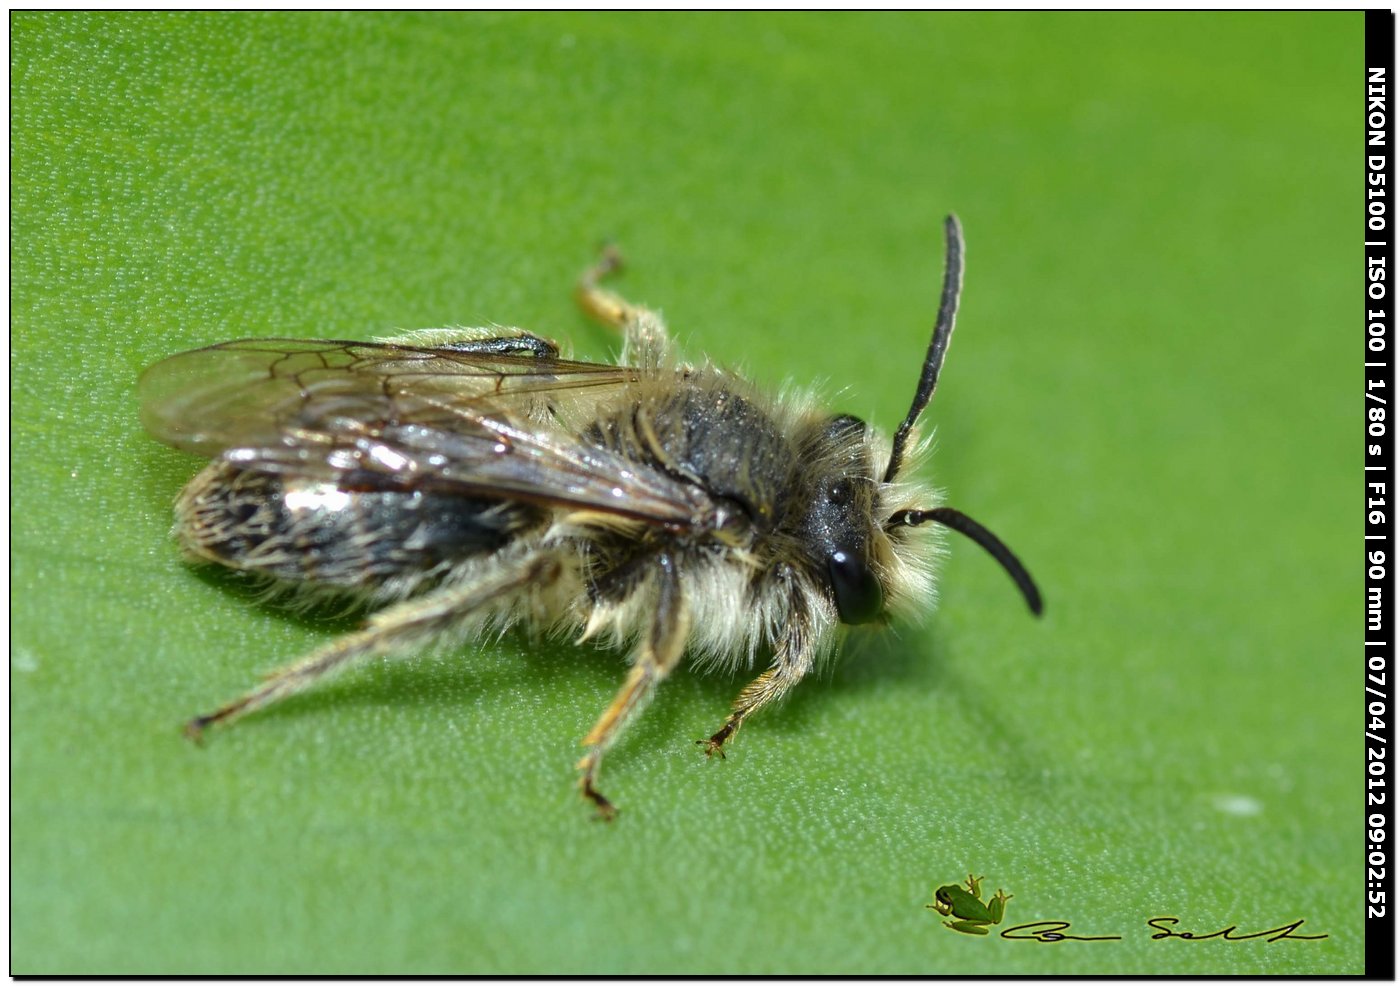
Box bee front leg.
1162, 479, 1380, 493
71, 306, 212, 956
574, 244, 675, 368
184, 551, 565, 738
577, 554, 690, 820
700, 628, 813, 758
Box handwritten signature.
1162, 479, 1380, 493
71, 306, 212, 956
990, 917, 1326, 944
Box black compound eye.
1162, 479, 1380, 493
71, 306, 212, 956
827, 550, 884, 625
826, 479, 854, 506
824, 414, 867, 442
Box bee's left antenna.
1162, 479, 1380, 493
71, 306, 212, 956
883, 214, 964, 484
888, 506, 1043, 616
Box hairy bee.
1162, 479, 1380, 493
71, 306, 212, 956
139, 216, 1041, 819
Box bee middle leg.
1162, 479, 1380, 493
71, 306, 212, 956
184, 550, 565, 739
574, 244, 674, 368
577, 553, 690, 820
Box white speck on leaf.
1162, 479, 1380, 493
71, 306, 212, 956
1212, 794, 1263, 817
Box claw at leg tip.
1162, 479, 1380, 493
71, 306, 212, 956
598, 243, 624, 271
581, 784, 618, 822
695, 737, 727, 759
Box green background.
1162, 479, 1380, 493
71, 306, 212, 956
12, 11, 1363, 974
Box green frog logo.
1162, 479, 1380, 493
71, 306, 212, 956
927, 874, 1013, 936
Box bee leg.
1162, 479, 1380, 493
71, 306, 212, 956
183, 551, 564, 739
376, 327, 560, 358
699, 634, 813, 758
576, 554, 690, 820
574, 244, 674, 368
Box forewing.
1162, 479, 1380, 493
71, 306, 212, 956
140, 338, 715, 528
138, 337, 639, 455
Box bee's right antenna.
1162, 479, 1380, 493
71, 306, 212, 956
883, 214, 964, 485
888, 507, 1044, 616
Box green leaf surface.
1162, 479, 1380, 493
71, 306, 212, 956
13, 11, 1361, 974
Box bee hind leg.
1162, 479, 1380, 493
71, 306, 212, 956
376, 327, 560, 358
184, 551, 565, 739
574, 244, 674, 368
576, 553, 690, 820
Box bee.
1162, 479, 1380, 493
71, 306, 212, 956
139, 215, 1041, 819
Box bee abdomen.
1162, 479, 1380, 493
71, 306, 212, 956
173, 461, 542, 588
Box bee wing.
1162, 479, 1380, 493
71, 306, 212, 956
140, 338, 715, 528
139, 338, 640, 455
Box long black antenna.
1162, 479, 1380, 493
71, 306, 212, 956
883, 214, 964, 484
888, 507, 1043, 616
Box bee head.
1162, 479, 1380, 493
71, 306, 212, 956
798, 413, 885, 625
793, 216, 1041, 626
